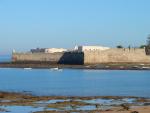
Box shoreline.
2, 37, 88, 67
0, 62, 150, 70
0, 91, 146, 99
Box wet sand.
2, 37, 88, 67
101, 106, 150, 113
34, 106, 150, 113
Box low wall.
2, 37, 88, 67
84, 48, 150, 64
12, 52, 84, 65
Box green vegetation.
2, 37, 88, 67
139, 45, 146, 49
147, 35, 150, 46
116, 45, 123, 48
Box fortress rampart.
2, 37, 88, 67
12, 48, 150, 64
84, 48, 150, 64
12, 52, 84, 65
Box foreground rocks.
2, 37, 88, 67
0, 92, 150, 113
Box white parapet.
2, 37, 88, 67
74, 45, 110, 52
30, 48, 67, 53
45, 48, 67, 53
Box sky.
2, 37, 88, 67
0, 0, 150, 54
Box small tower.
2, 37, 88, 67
12, 49, 16, 53
145, 35, 150, 55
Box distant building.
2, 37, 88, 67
31, 48, 67, 53
74, 45, 110, 52
45, 48, 67, 53
31, 48, 46, 53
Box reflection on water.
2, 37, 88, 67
0, 68, 150, 97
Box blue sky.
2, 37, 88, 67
0, 0, 150, 54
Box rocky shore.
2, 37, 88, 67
0, 62, 150, 70
0, 92, 150, 113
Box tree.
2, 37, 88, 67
145, 35, 150, 55
128, 45, 131, 50
116, 45, 123, 48
139, 45, 146, 49
147, 35, 150, 46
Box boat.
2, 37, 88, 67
141, 67, 150, 69
24, 68, 32, 70
50, 67, 59, 71
50, 67, 63, 71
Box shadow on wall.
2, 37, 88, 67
145, 46, 150, 55
58, 52, 84, 65
12, 52, 84, 65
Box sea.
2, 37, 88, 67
0, 55, 11, 63
0, 55, 150, 97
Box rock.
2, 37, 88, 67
121, 104, 130, 110
130, 111, 139, 113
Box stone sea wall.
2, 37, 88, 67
84, 48, 150, 64
12, 52, 84, 65
12, 48, 150, 64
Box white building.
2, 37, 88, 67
45, 48, 67, 53
31, 48, 67, 53
74, 45, 110, 52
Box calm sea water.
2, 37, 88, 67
0, 68, 150, 97
0, 55, 11, 62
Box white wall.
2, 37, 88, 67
76, 46, 110, 52
45, 48, 67, 53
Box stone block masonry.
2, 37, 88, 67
12, 48, 150, 65
84, 48, 150, 64
12, 52, 84, 65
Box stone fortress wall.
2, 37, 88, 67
12, 52, 63, 62
12, 48, 150, 64
84, 48, 150, 64
12, 52, 84, 64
